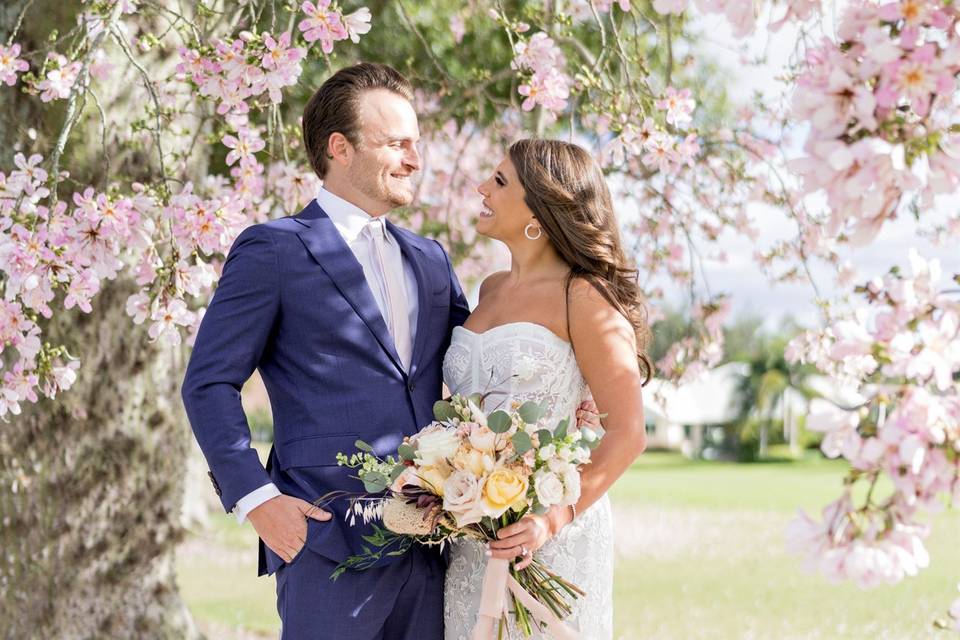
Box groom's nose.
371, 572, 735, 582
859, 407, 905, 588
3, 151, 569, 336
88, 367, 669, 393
403, 144, 421, 172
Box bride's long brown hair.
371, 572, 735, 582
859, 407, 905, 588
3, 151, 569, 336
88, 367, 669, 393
509, 138, 653, 384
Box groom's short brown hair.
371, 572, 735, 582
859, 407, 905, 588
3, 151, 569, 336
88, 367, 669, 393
303, 62, 415, 179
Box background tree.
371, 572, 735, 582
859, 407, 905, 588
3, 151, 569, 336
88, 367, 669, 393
1, 0, 958, 634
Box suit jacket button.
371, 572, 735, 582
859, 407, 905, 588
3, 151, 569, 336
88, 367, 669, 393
207, 470, 222, 496
407, 381, 415, 392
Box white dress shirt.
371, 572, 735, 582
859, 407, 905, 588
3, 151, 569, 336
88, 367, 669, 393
233, 187, 420, 523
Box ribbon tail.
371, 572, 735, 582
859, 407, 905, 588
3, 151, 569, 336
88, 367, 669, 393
472, 558, 510, 640
506, 574, 580, 640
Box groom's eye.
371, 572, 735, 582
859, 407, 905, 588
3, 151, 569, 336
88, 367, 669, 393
495, 176, 505, 186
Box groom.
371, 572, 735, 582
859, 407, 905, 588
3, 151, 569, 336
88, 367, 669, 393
181, 62, 470, 639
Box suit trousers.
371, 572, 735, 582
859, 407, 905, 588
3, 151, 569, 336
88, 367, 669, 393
276, 543, 445, 640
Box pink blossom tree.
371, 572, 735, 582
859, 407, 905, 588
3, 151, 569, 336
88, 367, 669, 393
0, 0, 958, 635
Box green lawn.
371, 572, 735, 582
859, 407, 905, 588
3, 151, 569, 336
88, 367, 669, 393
176, 451, 960, 639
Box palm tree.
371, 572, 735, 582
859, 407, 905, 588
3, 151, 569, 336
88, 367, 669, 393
729, 334, 819, 460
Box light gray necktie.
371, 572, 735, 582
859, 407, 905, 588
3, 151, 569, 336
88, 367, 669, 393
363, 218, 412, 370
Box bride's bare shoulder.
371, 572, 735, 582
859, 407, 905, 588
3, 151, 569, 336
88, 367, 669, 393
478, 270, 510, 302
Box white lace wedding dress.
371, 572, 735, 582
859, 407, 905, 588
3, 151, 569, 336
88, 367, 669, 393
442, 322, 614, 640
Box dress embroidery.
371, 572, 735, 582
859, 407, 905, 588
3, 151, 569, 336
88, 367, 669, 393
442, 322, 614, 640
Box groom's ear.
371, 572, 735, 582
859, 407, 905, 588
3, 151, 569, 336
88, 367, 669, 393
327, 132, 353, 167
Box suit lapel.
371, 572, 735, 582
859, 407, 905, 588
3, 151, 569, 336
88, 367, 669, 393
387, 220, 432, 379
295, 202, 403, 374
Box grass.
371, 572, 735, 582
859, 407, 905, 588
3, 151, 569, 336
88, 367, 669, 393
176, 450, 960, 639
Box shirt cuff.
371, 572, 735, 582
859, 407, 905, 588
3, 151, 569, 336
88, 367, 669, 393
234, 482, 281, 524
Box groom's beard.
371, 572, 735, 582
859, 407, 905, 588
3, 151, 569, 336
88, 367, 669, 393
350, 158, 414, 210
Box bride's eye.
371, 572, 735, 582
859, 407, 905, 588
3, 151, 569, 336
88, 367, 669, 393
495, 176, 505, 186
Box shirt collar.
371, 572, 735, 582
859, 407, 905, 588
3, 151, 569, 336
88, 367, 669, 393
315, 186, 391, 244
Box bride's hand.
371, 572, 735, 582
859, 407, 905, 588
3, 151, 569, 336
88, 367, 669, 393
576, 398, 601, 431
487, 506, 572, 570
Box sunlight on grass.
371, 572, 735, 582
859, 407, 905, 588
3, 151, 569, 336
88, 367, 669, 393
178, 451, 960, 639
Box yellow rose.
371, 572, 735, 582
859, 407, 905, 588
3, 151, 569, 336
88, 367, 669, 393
481, 468, 529, 517
417, 464, 452, 497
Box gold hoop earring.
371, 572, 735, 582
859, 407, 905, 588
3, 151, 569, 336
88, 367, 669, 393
524, 224, 542, 241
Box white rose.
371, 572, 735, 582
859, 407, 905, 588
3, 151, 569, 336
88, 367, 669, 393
534, 470, 565, 507
561, 466, 581, 505
443, 470, 484, 527
417, 427, 460, 465
537, 444, 556, 462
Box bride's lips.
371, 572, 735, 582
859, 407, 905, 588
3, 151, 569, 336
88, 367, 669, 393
479, 201, 494, 219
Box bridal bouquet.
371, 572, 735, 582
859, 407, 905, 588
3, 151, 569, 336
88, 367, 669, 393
325, 392, 602, 638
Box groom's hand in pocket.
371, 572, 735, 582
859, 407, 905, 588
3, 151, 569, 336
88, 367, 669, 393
248, 495, 331, 562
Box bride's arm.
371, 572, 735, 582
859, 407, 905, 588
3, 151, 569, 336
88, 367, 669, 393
556, 278, 648, 524
488, 280, 647, 565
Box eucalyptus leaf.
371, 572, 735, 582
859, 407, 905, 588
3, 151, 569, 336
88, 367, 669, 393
398, 442, 416, 461
354, 439, 373, 452
362, 471, 388, 493
433, 400, 457, 422
512, 431, 533, 455
389, 464, 405, 483
487, 410, 512, 434
518, 401, 545, 424
554, 417, 569, 440
536, 429, 553, 446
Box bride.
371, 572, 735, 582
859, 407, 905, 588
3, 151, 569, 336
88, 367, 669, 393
442, 138, 652, 639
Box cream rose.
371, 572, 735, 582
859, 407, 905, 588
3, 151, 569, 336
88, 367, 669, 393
481, 467, 529, 517
468, 423, 498, 453
442, 470, 484, 527
416, 426, 460, 465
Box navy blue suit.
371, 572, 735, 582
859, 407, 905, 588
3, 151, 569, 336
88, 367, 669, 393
181, 199, 470, 638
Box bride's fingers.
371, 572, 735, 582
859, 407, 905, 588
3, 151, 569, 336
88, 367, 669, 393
488, 530, 528, 549
488, 545, 524, 560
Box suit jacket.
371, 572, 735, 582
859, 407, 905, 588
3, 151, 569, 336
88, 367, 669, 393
181, 199, 471, 576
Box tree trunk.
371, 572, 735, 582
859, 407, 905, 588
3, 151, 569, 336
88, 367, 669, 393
0, 281, 200, 640
0, 3, 200, 638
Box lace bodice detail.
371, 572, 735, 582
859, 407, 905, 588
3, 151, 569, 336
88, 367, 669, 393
441, 322, 614, 640
442, 322, 589, 428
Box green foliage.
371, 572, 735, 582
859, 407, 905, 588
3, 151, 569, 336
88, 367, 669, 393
511, 430, 533, 455
433, 400, 458, 422
487, 410, 512, 433
517, 400, 545, 425
245, 407, 274, 443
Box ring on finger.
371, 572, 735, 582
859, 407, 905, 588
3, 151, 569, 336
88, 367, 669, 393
520, 545, 529, 557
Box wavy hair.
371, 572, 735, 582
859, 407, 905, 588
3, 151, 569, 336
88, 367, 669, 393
508, 138, 653, 384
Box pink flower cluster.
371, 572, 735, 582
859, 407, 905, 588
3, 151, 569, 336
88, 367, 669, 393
601, 90, 700, 176
790, 0, 960, 246
177, 32, 306, 115
299, 1, 371, 53
36, 53, 83, 103
511, 32, 571, 113
0, 44, 29, 87
0, 139, 322, 414
784, 249, 960, 590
